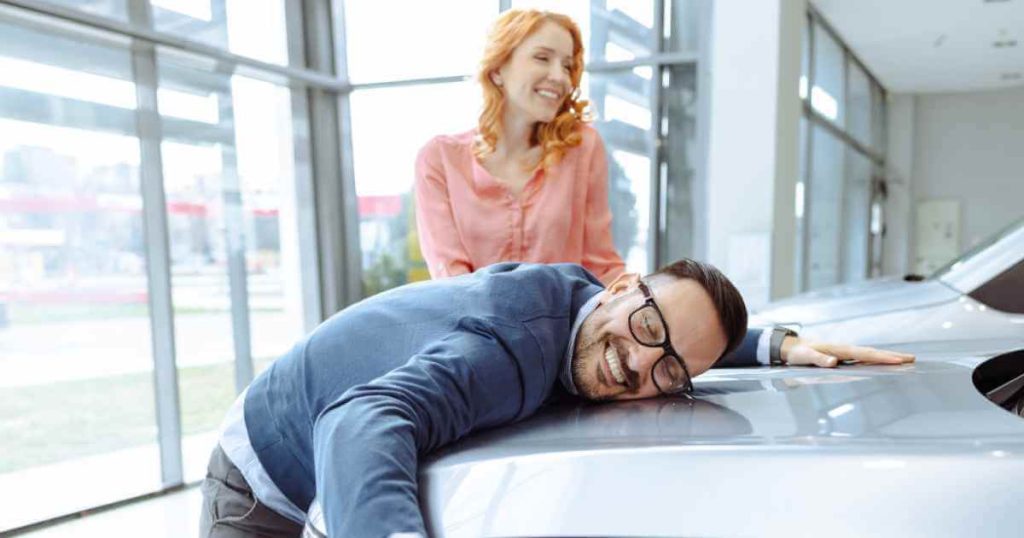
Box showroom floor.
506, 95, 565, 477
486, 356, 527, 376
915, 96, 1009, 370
19, 486, 202, 538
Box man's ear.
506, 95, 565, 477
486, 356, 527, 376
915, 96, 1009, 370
599, 272, 641, 301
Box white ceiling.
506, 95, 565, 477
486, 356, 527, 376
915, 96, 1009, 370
811, 0, 1024, 94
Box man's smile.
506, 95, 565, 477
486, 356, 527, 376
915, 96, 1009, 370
604, 342, 627, 385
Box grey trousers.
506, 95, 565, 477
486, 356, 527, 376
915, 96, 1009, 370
199, 445, 304, 538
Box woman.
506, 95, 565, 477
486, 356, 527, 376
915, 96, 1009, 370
414, 9, 625, 285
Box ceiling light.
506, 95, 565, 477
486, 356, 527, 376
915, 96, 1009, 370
993, 39, 1019, 48
1001, 72, 1022, 81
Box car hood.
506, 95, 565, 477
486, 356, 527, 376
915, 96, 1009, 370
420, 346, 1024, 537
751, 277, 959, 327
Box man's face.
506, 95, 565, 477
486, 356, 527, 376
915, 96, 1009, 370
571, 274, 729, 401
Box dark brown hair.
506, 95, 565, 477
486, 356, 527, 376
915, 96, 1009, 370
649, 258, 748, 361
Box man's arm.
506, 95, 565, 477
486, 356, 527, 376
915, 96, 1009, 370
714, 328, 764, 368
312, 318, 533, 537
714, 328, 916, 369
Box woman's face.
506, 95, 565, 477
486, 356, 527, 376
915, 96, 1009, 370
494, 20, 575, 124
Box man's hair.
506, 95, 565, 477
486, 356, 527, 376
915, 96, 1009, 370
649, 258, 748, 361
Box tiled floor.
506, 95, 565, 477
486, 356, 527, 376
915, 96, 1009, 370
19, 486, 203, 538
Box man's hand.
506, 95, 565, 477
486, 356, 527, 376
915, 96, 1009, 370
780, 336, 916, 368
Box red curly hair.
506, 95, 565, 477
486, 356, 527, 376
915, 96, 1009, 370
474, 9, 591, 171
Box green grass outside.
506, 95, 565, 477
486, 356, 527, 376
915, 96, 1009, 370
0, 357, 272, 473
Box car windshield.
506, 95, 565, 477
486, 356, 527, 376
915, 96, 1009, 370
929, 217, 1024, 279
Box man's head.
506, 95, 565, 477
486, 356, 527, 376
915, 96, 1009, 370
571, 258, 748, 401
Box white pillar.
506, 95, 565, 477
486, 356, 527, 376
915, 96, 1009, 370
704, 0, 804, 309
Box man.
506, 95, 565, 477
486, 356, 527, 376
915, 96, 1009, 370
200, 260, 913, 537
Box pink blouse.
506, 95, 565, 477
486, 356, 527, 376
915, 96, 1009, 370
414, 125, 625, 285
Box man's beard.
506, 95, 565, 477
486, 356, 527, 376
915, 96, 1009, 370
572, 330, 612, 401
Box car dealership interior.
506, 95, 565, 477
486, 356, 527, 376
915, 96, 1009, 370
1, 0, 1022, 536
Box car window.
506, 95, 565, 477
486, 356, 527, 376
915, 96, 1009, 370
930, 217, 1024, 280
969, 259, 1024, 314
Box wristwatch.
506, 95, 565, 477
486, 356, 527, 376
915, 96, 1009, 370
769, 326, 798, 366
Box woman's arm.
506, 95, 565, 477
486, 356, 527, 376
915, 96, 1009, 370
414, 139, 473, 278
581, 132, 626, 285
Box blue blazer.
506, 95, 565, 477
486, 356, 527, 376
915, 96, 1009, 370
242, 262, 762, 536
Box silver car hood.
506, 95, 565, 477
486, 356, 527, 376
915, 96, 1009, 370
751, 277, 959, 326
420, 349, 1024, 537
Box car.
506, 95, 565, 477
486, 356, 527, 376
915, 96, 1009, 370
304, 220, 1024, 537
751, 217, 1024, 351
302, 339, 1024, 537
411, 343, 1024, 537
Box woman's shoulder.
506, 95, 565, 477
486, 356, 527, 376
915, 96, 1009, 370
572, 123, 604, 152
420, 128, 477, 156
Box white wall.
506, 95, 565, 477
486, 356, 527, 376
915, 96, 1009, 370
705, 0, 804, 309
911, 86, 1024, 259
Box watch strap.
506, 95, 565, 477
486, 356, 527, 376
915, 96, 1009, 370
769, 327, 798, 366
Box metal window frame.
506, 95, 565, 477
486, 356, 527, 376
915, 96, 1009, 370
648, 0, 666, 272
327, 0, 364, 309
801, 12, 817, 292
3, 0, 343, 89
691, 0, 713, 263
126, 0, 182, 490
283, 0, 325, 332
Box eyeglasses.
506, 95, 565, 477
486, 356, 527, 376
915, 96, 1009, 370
628, 281, 694, 396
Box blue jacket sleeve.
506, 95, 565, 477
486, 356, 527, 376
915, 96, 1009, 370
311, 317, 532, 537
714, 327, 763, 368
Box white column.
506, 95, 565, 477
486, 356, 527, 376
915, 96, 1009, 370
704, 0, 804, 309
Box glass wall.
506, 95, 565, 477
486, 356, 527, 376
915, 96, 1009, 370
508, 0, 694, 275
342, 0, 493, 82
37, 0, 128, 20
0, 0, 707, 531
588, 68, 651, 270
348, 81, 481, 294
806, 124, 844, 289
152, 0, 290, 65
155, 49, 310, 482
0, 12, 161, 531
659, 64, 699, 264
0, 1, 317, 531
338, 0, 498, 294
811, 21, 845, 127
797, 9, 888, 292
344, 0, 704, 291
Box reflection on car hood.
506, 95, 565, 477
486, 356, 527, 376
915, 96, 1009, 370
420, 348, 1024, 537
751, 277, 959, 326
